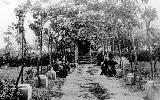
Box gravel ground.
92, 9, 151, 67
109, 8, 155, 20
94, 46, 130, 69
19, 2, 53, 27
51, 64, 144, 100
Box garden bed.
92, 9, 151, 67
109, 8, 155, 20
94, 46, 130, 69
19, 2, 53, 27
0, 67, 66, 100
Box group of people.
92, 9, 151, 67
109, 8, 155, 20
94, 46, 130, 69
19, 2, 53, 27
97, 52, 118, 77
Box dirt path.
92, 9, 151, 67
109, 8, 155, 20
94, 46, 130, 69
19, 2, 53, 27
52, 64, 143, 100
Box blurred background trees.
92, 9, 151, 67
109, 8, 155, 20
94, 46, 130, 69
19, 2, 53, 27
0, 0, 160, 80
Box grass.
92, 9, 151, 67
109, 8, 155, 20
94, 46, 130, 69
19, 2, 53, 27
32, 79, 65, 100
1, 61, 160, 99
118, 61, 160, 93
0, 66, 66, 100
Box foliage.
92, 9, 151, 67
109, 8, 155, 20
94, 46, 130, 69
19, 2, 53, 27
0, 78, 24, 100
5, 0, 147, 57
4, 0, 160, 81
32, 79, 65, 100
137, 50, 150, 61
141, 6, 157, 24
25, 67, 35, 81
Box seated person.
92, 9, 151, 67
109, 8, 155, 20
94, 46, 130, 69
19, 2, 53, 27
52, 62, 59, 72
107, 53, 118, 77
101, 53, 118, 77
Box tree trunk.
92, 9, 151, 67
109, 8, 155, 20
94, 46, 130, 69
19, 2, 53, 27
13, 17, 25, 98
129, 46, 133, 73
118, 40, 125, 78
132, 34, 138, 85
146, 23, 153, 79
118, 40, 122, 69
13, 63, 25, 98
40, 30, 43, 74
153, 50, 158, 78
37, 56, 41, 87
21, 31, 24, 84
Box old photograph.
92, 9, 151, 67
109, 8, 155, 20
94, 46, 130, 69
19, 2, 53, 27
0, 0, 160, 100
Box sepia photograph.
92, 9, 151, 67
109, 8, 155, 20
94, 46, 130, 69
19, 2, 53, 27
0, 0, 160, 100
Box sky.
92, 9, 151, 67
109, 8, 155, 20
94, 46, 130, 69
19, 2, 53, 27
0, 0, 160, 49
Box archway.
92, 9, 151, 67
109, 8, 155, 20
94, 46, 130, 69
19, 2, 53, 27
77, 39, 91, 64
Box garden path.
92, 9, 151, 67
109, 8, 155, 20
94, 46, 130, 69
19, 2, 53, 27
52, 64, 144, 100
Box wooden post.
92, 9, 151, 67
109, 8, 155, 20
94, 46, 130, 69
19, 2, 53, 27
49, 33, 53, 70
90, 44, 92, 64
104, 43, 106, 56
106, 40, 108, 55
112, 38, 115, 54
102, 40, 105, 60
75, 43, 78, 64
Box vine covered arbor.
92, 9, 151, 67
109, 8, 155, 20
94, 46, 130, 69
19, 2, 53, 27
4, 0, 158, 89
12, 0, 143, 74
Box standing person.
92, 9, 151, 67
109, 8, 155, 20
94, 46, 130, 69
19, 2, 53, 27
107, 53, 118, 77
97, 51, 103, 66
100, 56, 109, 75
66, 51, 72, 63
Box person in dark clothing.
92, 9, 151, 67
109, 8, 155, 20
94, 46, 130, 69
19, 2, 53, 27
100, 57, 109, 75
100, 53, 118, 77
66, 51, 72, 63
97, 52, 103, 66
52, 61, 59, 72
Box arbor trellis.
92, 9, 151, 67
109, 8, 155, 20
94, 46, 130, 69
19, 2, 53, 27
12, 0, 157, 71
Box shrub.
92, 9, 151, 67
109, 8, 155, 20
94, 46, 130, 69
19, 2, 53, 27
0, 79, 23, 100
